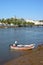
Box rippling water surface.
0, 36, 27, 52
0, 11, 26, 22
0, 26, 43, 65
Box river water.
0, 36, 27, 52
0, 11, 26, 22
0, 26, 43, 65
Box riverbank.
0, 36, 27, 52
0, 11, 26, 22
0, 25, 43, 29
0, 25, 18, 28
4, 44, 43, 65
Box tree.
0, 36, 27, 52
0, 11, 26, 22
7, 19, 11, 24
1, 18, 5, 23
39, 20, 43, 22
27, 22, 34, 26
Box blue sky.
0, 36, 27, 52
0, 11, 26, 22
0, 0, 43, 20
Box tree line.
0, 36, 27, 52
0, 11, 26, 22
0, 17, 34, 27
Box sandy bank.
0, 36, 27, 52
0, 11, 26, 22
4, 44, 43, 65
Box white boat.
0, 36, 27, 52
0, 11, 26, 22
9, 41, 35, 50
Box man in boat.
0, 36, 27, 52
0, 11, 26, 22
14, 41, 18, 46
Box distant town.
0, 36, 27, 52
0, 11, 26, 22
26, 19, 43, 25
0, 17, 43, 28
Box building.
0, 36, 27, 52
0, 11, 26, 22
26, 19, 43, 25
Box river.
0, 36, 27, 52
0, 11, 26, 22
0, 26, 43, 65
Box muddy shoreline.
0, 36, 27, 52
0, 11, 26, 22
4, 44, 43, 65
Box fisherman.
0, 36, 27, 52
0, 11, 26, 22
15, 41, 18, 46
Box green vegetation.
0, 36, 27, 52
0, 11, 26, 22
0, 17, 35, 27
39, 20, 43, 22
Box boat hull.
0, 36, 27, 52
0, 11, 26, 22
10, 44, 35, 50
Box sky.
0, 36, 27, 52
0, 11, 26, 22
0, 0, 43, 20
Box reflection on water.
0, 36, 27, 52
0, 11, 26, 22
0, 27, 43, 64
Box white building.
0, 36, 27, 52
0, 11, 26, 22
34, 21, 43, 25
10, 23, 14, 26
25, 19, 34, 23
26, 19, 43, 25
0, 22, 3, 26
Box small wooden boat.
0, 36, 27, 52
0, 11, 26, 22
9, 41, 35, 50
